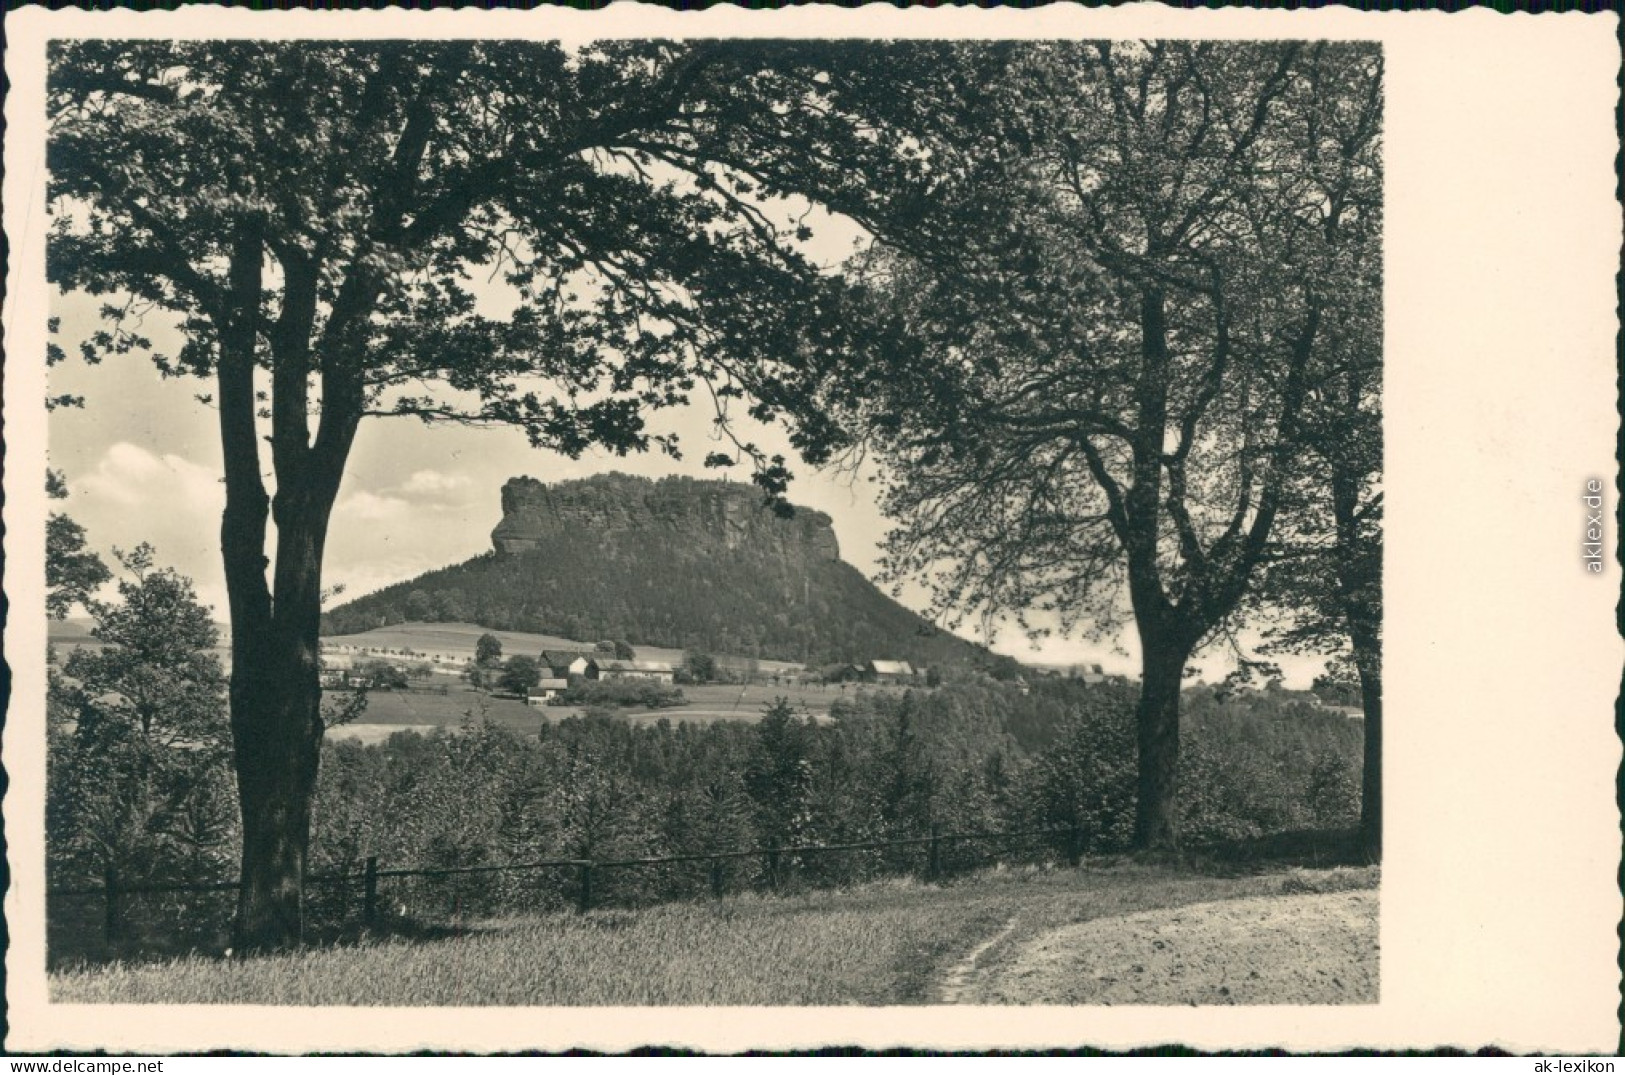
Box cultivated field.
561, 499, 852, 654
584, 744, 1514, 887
48, 618, 233, 667
322, 622, 686, 667
56, 617, 911, 737
329, 686, 546, 732
51, 862, 1377, 1006
324, 670, 917, 740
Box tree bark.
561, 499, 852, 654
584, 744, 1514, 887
1132, 628, 1195, 851
1330, 393, 1380, 863
1351, 622, 1382, 862
230, 630, 323, 950
228, 450, 350, 950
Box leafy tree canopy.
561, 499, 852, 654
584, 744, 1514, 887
63, 542, 227, 750
50, 545, 236, 890
46, 469, 112, 620
46, 40, 915, 498
498, 654, 544, 696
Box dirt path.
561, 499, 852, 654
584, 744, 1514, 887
935, 916, 1020, 1003
954, 890, 1377, 1005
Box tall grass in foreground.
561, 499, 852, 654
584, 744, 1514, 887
51, 862, 1377, 1006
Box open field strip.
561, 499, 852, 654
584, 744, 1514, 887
321, 622, 687, 667
324, 678, 899, 738
51, 863, 1377, 1007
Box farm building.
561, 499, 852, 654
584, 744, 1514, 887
818, 663, 865, 683
1067, 662, 1129, 685
526, 678, 571, 706
319, 668, 355, 688
542, 651, 599, 680
865, 659, 916, 684
598, 659, 677, 684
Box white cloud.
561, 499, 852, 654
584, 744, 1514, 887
70, 443, 229, 617
334, 490, 414, 523
392, 469, 471, 499
80, 442, 224, 514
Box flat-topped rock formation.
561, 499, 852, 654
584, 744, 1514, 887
491, 474, 840, 562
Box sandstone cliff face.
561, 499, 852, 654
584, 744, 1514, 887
491, 474, 840, 562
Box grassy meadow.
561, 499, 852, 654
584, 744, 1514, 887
326, 665, 909, 740
50, 860, 1377, 1006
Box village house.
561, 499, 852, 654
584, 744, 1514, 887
865, 659, 916, 685
1069, 662, 1114, 684
818, 663, 865, 684
541, 651, 599, 681
526, 677, 571, 707
318, 668, 354, 689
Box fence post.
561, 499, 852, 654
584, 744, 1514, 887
928, 823, 942, 881
766, 844, 780, 891
103, 863, 120, 946
710, 857, 724, 900
577, 860, 593, 914
363, 856, 379, 927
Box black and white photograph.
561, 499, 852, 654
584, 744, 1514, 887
4, 4, 1618, 1055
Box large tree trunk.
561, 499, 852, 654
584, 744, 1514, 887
1351, 623, 1382, 862
1330, 409, 1381, 864
214, 220, 355, 949
227, 478, 344, 951
1132, 629, 1195, 851
229, 629, 324, 950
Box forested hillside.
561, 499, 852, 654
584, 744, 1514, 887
321, 474, 1004, 671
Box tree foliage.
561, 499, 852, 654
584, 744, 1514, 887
474, 633, 503, 667
834, 41, 1382, 643
298, 678, 1360, 918
46, 469, 112, 620
46, 39, 914, 945
48, 546, 236, 890
807, 41, 1382, 847
351, 657, 410, 691
497, 654, 543, 697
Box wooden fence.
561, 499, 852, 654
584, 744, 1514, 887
50, 824, 1088, 947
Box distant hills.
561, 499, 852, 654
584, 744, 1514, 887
321, 473, 1012, 673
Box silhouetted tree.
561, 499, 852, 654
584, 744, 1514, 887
818, 42, 1382, 848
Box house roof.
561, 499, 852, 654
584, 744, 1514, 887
541, 650, 596, 668
868, 660, 915, 676
600, 659, 675, 673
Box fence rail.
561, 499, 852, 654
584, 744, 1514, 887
50, 824, 1087, 950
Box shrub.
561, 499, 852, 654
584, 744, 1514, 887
551, 678, 687, 709
1020, 688, 1138, 854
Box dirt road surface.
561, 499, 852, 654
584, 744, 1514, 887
956, 890, 1377, 1005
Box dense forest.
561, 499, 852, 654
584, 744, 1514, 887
300, 677, 1362, 916
50, 670, 1362, 898
321, 478, 1002, 671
